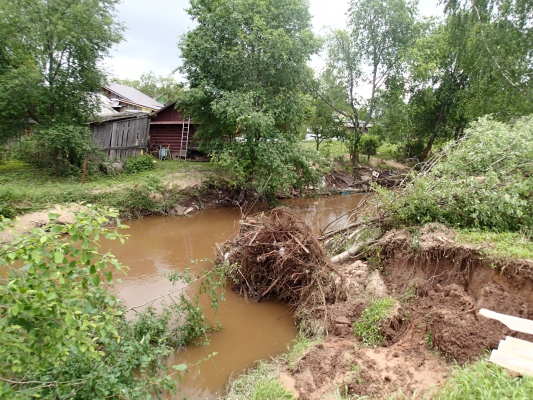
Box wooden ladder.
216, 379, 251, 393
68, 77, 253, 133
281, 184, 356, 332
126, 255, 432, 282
179, 117, 191, 161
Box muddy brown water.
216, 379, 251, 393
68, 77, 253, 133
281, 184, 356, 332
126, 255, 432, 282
103, 194, 366, 399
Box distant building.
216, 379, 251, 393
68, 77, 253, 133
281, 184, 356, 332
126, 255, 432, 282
102, 83, 163, 113
149, 102, 204, 160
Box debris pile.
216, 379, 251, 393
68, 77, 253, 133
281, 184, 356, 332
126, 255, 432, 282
217, 207, 342, 312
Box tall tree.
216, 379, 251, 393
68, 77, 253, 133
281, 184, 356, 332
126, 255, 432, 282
0, 0, 123, 142
316, 0, 418, 164
114, 71, 184, 105
178, 0, 321, 204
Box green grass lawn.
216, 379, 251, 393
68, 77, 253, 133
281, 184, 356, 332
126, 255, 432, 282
0, 159, 218, 217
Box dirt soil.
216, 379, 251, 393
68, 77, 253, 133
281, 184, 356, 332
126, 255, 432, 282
278, 225, 533, 399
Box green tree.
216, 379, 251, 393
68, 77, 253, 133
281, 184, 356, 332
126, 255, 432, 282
115, 71, 185, 105
178, 0, 322, 205
0, 0, 123, 142
308, 91, 345, 151
0, 206, 227, 398
316, 0, 418, 164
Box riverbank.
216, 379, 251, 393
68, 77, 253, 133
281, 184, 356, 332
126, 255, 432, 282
0, 156, 405, 242
222, 224, 533, 399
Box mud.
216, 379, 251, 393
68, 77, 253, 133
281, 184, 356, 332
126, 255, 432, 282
278, 225, 533, 399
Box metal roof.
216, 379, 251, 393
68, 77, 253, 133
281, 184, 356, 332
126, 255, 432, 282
104, 83, 163, 110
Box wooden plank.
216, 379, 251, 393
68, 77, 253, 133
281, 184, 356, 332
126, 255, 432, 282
490, 349, 533, 376
479, 309, 533, 335
498, 340, 533, 362
505, 336, 533, 352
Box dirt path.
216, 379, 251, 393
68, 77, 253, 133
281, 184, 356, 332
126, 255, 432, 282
0, 204, 87, 243
370, 157, 409, 172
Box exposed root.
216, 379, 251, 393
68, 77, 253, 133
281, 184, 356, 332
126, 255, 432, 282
217, 207, 342, 330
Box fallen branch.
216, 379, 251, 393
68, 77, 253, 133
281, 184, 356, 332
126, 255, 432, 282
331, 238, 380, 265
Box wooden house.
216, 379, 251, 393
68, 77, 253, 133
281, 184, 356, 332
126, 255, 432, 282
149, 102, 203, 160
102, 83, 163, 113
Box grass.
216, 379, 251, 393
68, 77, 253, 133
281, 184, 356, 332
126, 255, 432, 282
375, 142, 398, 161
221, 361, 295, 400
436, 360, 533, 399
280, 331, 322, 372
353, 297, 396, 347
456, 229, 533, 261
0, 159, 219, 218
300, 140, 399, 163
221, 332, 320, 400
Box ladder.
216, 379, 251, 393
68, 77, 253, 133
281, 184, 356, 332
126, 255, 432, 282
180, 116, 191, 161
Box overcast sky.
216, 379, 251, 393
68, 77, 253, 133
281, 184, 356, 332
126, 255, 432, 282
104, 0, 443, 81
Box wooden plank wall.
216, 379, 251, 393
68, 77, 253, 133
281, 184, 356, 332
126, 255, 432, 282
91, 116, 150, 160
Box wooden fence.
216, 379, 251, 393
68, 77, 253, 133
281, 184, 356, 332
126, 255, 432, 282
90, 113, 151, 160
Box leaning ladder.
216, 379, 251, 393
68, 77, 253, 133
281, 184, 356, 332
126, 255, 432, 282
180, 117, 191, 161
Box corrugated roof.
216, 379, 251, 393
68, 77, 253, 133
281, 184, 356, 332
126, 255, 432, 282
104, 83, 163, 110
90, 111, 153, 124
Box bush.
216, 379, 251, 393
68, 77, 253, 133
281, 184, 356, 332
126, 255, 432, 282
393, 138, 425, 161
360, 134, 381, 161
17, 124, 103, 176
123, 154, 156, 174
376, 116, 533, 235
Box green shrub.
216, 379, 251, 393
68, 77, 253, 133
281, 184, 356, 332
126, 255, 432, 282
123, 154, 156, 174
17, 124, 103, 176
376, 116, 533, 235
353, 297, 396, 347
360, 134, 382, 161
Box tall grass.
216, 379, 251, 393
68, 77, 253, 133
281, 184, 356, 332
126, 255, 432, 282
437, 360, 533, 399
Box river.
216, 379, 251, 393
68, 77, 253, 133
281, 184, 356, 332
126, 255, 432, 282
104, 194, 365, 399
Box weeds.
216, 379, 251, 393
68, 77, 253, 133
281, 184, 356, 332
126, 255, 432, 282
281, 331, 322, 372
353, 297, 396, 347
436, 360, 533, 399
221, 361, 295, 400
456, 229, 533, 261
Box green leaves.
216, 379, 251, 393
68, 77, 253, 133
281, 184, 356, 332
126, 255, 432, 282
178, 0, 321, 205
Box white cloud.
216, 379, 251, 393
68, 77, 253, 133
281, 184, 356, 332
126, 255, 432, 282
105, 0, 443, 81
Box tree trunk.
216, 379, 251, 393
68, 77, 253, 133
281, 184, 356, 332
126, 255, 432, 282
418, 101, 447, 162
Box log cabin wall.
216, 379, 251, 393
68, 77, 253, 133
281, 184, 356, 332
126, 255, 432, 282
149, 104, 197, 159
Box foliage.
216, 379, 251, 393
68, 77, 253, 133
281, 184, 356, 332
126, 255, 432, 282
360, 135, 381, 161
221, 361, 295, 400
17, 124, 103, 175
308, 93, 346, 151
123, 154, 156, 174
114, 71, 184, 105
436, 360, 533, 399
374, 116, 533, 235
0, 206, 228, 398
0, 0, 123, 142
178, 0, 322, 205
316, 0, 419, 164
353, 297, 396, 347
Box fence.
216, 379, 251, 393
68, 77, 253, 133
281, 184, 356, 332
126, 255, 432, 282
90, 112, 151, 160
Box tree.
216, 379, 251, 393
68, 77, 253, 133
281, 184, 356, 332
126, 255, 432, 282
178, 0, 322, 205
308, 92, 345, 151
0, 0, 123, 142
0, 206, 227, 398
114, 71, 185, 105
316, 0, 418, 164
378, 3, 533, 161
